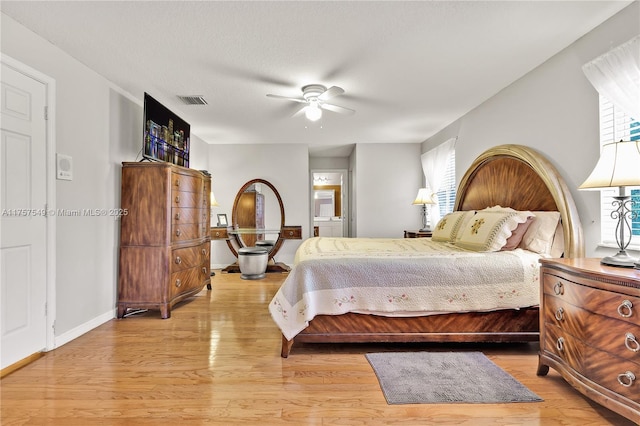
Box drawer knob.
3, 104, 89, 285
175, 279, 182, 288
175, 229, 182, 237
553, 282, 564, 295
625, 333, 640, 352
618, 300, 633, 318
175, 212, 181, 220
556, 337, 565, 352
202, 248, 206, 255
617, 371, 636, 388
554, 307, 564, 322
175, 195, 180, 203
175, 256, 182, 264
175, 179, 180, 187
202, 267, 207, 274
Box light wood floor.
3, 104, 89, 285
1, 271, 635, 425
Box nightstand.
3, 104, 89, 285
537, 258, 640, 424
404, 230, 432, 238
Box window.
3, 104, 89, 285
435, 150, 456, 217
598, 96, 640, 249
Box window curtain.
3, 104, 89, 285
420, 137, 456, 227
582, 35, 640, 119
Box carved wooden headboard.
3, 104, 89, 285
454, 144, 584, 258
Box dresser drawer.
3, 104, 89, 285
543, 272, 640, 323
172, 208, 209, 225
543, 294, 590, 341
171, 172, 202, 193
169, 267, 205, 298
210, 227, 228, 239
172, 207, 200, 224
171, 223, 202, 242
585, 347, 640, 402
543, 322, 589, 376
281, 226, 302, 239
171, 190, 202, 208
171, 244, 209, 272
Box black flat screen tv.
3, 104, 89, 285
142, 92, 190, 167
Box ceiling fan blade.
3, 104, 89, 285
291, 105, 307, 117
208, 61, 294, 87
318, 86, 345, 101
266, 94, 307, 103
320, 103, 355, 115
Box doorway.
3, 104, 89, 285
311, 169, 348, 237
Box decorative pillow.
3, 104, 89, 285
501, 216, 535, 251
432, 211, 476, 242
519, 211, 561, 256
453, 210, 477, 241
455, 210, 533, 252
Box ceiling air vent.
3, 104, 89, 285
177, 95, 208, 105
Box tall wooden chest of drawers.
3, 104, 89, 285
538, 258, 640, 424
117, 162, 211, 318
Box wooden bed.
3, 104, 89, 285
280, 144, 584, 357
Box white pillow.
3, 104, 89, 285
455, 210, 534, 252
432, 211, 476, 242
519, 211, 561, 256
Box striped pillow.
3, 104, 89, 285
455, 210, 534, 252
432, 211, 476, 242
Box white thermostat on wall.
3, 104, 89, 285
56, 153, 73, 181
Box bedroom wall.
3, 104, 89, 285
0, 14, 210, 345
352, 143, 423, 237
422, 2, 640, 259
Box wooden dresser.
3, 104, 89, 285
538, 258, 640, 424
117, 162, 211, 319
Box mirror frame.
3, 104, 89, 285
228, 178, 285, 259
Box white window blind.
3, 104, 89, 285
435, 151, 456, 217
598, 96, 640, 249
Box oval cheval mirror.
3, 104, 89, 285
228, 178, 285, 260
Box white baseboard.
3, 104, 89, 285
53, 309, 115, 349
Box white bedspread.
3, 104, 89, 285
269, 237, 542, 340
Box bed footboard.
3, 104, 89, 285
280, 308, 539, 357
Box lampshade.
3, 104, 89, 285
210, 191, 220, 207
579, 141, 640, 189
412, 188, 436, 205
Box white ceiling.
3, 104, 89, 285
1, 1, 632, 156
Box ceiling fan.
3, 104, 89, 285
266, 84, 355, 121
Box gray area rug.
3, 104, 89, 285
365, 351, 542, 404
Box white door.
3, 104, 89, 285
1, 62, 48, 369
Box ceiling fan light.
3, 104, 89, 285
305, 103, 322, 121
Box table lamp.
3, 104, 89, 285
412, 188, 436, 232
579, 140, 640, 268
